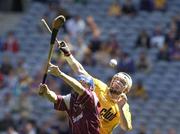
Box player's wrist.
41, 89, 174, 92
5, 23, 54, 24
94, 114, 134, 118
57, 70, 64, 78
65, 55, 76, 66
46, 90, 57, 103
59, 47, 71, 56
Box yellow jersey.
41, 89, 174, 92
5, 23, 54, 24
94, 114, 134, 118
93, 77, 131, 134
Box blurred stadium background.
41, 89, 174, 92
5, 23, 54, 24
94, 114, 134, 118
0, 0, 180, 134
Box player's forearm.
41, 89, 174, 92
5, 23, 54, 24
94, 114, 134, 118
119, 105, 132, 131
65, 55, 89, 76
57, 71, 85, 95
45, 90, 58, 103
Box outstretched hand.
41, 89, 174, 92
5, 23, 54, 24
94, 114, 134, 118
58, 41, 71, 57
48, 62, 61, 77
118, 93, 128, 109
38, 83, 49, 96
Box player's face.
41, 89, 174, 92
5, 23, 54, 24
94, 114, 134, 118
109, 77, 128, 101
80, 80, 91, 90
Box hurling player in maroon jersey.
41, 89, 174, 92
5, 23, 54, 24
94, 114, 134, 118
38, 62, 100, 134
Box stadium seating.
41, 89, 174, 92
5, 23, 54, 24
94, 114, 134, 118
0, 0, 180, 133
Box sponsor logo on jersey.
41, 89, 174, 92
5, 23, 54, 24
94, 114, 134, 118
72, 112, 83, 123
100, 108, 117, 121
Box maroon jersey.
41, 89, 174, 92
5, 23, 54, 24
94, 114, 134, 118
54, 89, 100, 134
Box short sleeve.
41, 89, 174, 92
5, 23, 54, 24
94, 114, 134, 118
54, 94, 71, 111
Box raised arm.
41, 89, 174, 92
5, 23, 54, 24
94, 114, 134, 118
58, 41, 90, 76
47, 63, 85, 95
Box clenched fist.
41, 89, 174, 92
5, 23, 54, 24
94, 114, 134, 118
118, 93, 128, 109
48, 62, 62, 77
58, 41, 71, 57
38, 83, 49, 96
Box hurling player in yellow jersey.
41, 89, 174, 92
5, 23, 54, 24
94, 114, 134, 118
58, 41, 132, 133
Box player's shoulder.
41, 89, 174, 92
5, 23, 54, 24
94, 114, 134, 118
93, 77, 107, 87
62, 94, 71, 109
93, 77, 108, 91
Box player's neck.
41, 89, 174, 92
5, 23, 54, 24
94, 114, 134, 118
107, 90, 117, 103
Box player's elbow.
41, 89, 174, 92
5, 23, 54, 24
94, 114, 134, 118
121, 125, 133, 131
122, 127, 132, 132
126, 126, 133, 131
